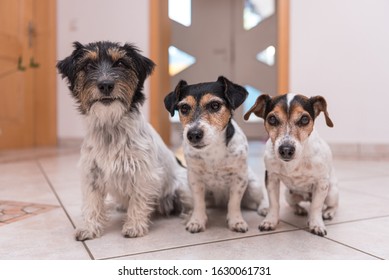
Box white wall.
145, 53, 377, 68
290, 0, 389, 144
56, 0, 150, 138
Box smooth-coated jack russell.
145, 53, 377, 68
164, 76, 267, 233
244, 93, 339, 236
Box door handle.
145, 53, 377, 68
30, 57, 40, 68
17, 56, 26, 71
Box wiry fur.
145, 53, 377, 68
164, 76, 268, 233
245, 93, 339, 237
57, 41, 191, 240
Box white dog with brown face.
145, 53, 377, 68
164, 76, 267, 233
244, 93, 339, 236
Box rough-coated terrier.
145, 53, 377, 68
57, 41, 192, 240
164, 76, 267, 233
244, 93, 339, 236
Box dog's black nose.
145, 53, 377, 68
278, 145, 295, 160
98, 80, 115, 95
187, 128, 204, 144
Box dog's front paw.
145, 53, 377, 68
186, 218, 206, 233
75, 227, 101, 241
258, 219, 278, 231
122, 222, 149, 238
308, 220, 327, 237
227, 218, 248, 233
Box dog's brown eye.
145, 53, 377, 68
267, 115, 279, 126
208, 101, 221, 112
113, 60, 125, 68
298, 115, 310, 126
84, 62, 95, 71
179, 104, 191, 115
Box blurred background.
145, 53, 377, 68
1, 0, 389, 158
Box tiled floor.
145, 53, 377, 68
0, 142, 389, 260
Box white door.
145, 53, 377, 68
169, 0, 277, 139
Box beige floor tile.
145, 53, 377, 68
0, 161, 59, 205
340, 176, 389, 199
0, 208, 90, 259
115, 230, 376, 260
82, 209, 296, 260
326, 216, 389, 259
38, 153, 81, 186
333, 159, 389, 181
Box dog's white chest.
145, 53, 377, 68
265, 134, 333, 194
185, 126, 249, 206
80, 115, 162, 196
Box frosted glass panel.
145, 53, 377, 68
168, 46, 196, 76
256, 45, 275, 66
169, 0, 191, 27
243, 0, 275, 30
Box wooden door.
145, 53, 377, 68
0, 0, 57, 150
0, 0, 34, 149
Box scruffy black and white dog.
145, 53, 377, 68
164, 77, 267, 233
57, 41, 191, 240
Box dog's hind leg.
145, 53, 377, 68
159, 167, 193, 216
242, 168, 268, 216
284, 189, 308, 216
323, 182, 339, 220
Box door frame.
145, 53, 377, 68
149, 0, 289, 145
33, 0, 57, 146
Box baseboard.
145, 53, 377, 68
330, 143, 389, 160
58, 138, 83, 149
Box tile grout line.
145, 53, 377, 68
325, 214, 389, 227
98, 228, 303, 260
322, 236, 384, 260
281, 214, 389, 230
284, 216, 388, 260
35, 159, 95, 260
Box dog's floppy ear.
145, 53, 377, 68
244, 94, 272, 121
56, 41, 85, 91
123, 43, 155, 86
217, 76, 248, 110
309, 96, 334, 127
164, 80, 187, 117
